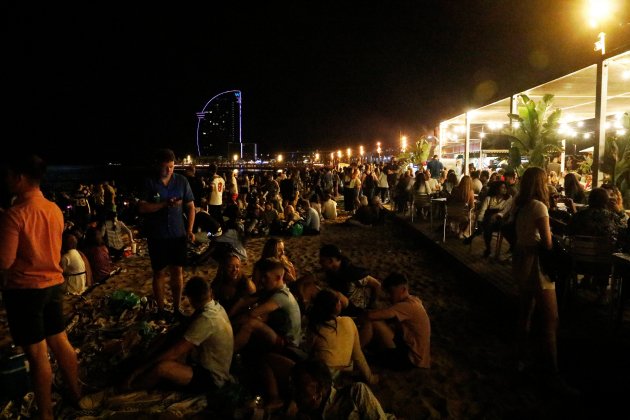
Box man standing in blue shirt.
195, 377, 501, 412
426, 155, 444, 180
138, 149, 195, 319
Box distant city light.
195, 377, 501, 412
233, 154, 239, 162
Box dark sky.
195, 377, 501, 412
6, 1, 630, 164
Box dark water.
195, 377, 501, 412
41, 164, 277, 195
42, 165, 147, 195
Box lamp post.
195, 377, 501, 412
401, 136, 407, 153
586, 0, 616, 186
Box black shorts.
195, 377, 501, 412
147, 236, 188, 271
187, 365, 219, 393
380, 332, 415, 371
4, 284, 66, 346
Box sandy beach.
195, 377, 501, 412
1, 210, 628, 419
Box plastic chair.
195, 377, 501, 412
411, 192, 432, 223
443, 202, 474, 242
565, 235, 615, 308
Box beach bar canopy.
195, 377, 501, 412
437, 48, 630, 186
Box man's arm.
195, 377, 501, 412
137, 199, 167, 214
185, 201, 195, 242
365, 306, 397, 321
249, 299, 280, 319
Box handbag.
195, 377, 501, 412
500, 208, 519, 244
538, 236, 569, 279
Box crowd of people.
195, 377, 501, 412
3, 147, 624, 417
0, 150, 436, 419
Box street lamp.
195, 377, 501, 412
346, 148, 352, 162
233, 154, 239, 162
315, 152, 320, 162
277, 154, 283, 163
401, 135, 407, 152
586, 0, 615, 29
376, 141, 382, 161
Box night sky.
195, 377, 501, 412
6, 1, 630, 164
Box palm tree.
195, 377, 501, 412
397, 136, 434, 168
603, 112, 630, 206
505, 94, 563, 173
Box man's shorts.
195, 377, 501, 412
4, 284, 65, 346
147, 236, 188, 271
380, 331, 415, 371
187, 365, 219, 393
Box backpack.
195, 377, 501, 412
364, 173, 375, 189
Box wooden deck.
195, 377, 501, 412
386, 203, 518, 301
384, 201, 630, 337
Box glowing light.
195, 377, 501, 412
623, 70, 630, 80
401, 136, 407, 152
479, 132, 486, 138
584, 133, 592, 139
586, 0, 615, 28
315, 153, 320, 161
233, 154, 239, 162
330, 152, 334, 161
347, 148, 352, 158
577, 121, 585, 127
359, 145, 364, 156
337, 150, 342, 158
277, 154, 283, 162
617, 129, 627, 136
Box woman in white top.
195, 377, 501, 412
475, 181, 513, 257
512, 167, 558, 375
376, 167, 389, 203
61, 232, 88, 295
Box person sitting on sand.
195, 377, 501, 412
211, 253, 256, 317
359, 272, 431, 370
261, 237, 297, 283
61, 231, 90, 295
299, 199, 321, 235
231, 258, 305, 410
319, 244, 381, 317
286, 359, 393, 419
101, 210, 135, 261
125, 276, 234, 392
306, 288, 378, 385
82, 226, 115, 284
346, 196, 385, 227
232, 258, 302, 355
322, 194, 338, 220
